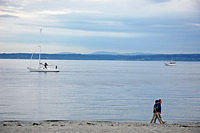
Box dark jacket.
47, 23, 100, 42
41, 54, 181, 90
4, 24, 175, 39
157, 103, 161, 113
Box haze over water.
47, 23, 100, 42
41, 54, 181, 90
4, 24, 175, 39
0, 59, 200, 122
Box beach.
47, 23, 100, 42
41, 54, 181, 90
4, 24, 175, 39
1, 121, 200, 133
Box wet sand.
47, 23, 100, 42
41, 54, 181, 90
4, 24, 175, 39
0, 121, 200, 133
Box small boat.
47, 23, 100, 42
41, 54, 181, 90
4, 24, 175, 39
27, 66, 59, 72
27, 29, 59, 72
27, 46, 59, 72
165, 61, 176, 66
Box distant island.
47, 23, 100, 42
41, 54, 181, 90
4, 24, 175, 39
0, 53, 200, 61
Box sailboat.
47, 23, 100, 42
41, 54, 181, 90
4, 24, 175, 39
27, 29, 59, 72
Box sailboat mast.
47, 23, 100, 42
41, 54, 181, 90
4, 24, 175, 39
38, 45, 41, 65
39, 28, 42, 65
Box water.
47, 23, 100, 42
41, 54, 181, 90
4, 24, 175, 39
0, 59, 200, 122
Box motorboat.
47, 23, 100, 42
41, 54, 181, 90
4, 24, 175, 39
165, 61, 176, 66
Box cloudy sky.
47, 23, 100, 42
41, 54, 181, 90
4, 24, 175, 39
0, 0, 200, 54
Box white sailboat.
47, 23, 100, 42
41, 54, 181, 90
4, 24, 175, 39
27, 29, 59, 72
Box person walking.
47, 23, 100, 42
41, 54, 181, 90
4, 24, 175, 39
150, 100, 163, 124
154, 99, 164, 124
150, 100, 159, 123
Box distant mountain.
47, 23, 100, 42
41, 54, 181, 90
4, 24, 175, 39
58, 51, 154, 55
57, 52, 77, 54
91, 51, 120, 55
123, 52, 154, 55
92, 51, 154, 55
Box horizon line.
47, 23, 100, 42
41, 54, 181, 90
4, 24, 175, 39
1, 52, 200, 55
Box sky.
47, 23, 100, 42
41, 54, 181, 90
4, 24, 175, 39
0, 0, 200, 54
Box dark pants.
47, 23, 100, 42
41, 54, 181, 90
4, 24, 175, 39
150, 112, 163, 124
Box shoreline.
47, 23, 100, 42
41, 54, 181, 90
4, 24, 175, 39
1, 53, 200, 62
1, 121, 200, 133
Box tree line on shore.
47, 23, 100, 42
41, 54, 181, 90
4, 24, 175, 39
0, 53, 200, 61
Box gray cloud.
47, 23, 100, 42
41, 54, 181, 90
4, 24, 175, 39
0, 0, 10, 6
0, 0, 200, 53
0, 0, 18, 7
0, 9, 17, 13
0, 14, 18, 18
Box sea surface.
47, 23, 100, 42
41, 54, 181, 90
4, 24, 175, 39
0, 59, 200, 123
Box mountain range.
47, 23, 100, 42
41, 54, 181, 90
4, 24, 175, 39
57, 51, 154, 55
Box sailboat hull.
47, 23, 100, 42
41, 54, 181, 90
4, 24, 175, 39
27, 67, 59, 72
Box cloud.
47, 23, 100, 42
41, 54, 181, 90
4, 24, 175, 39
0, 21, 155, 38
189, 23, 200, 27
0, 11, 36, 18
0, 0, 12, 6
38, 10, 73, 15
37, 9, 102, 15
0, 0, 199, 21
0, 14, 18, 18
0, 0, 199, 54
187, 23, 200, 30
95, 0, 200, 18
50, 28, 148, 37
0, 42, 91, 53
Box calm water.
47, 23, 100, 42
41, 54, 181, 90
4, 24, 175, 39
0, 59, 200, 122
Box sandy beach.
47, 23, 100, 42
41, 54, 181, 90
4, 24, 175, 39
1, 121, 200, 133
